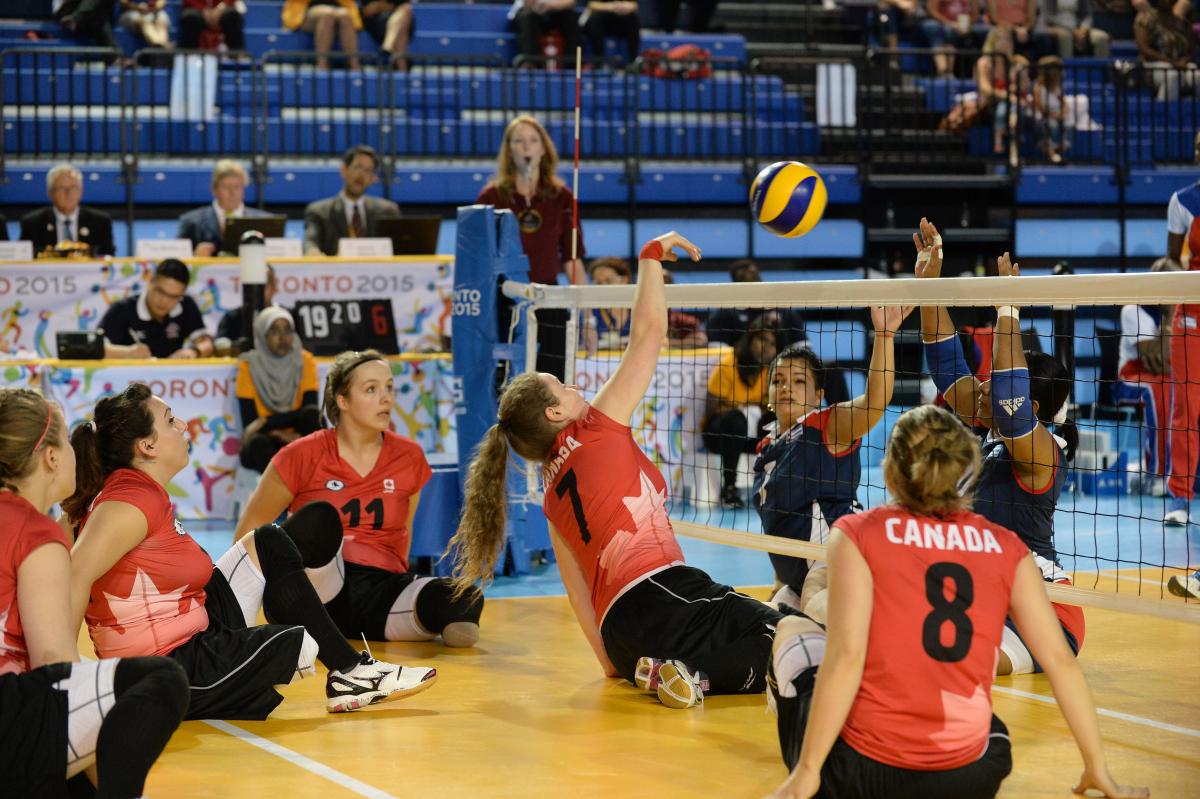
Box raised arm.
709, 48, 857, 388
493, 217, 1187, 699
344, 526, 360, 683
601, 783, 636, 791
592, 231, 700, 425
826, 304, 912, 451
234, 463, 295, 541
69, 502, 149, 634
916, 218, 983, 422
990, 252, 1060, 491
1008, 557, 1150, 799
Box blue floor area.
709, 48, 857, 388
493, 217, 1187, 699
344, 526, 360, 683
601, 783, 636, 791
183, 470, 1199, 603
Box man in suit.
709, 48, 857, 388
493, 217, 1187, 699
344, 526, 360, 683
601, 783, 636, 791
303, 144, 401, 256
177, 160, 276, 256
20, 163, 115, 258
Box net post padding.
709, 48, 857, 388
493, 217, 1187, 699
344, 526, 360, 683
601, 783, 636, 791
671, 521, 1200, 625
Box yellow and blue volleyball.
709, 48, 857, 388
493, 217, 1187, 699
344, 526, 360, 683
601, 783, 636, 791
749, 161, 827, 238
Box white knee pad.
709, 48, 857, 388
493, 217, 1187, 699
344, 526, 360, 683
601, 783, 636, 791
289, 630, 320, 684
215, 538, 266, 628
383, 577, 437, 641
999, 626, 1035, 675
773, 632, 826, 698
53, 658, 119, 777
306, 544, 346, 605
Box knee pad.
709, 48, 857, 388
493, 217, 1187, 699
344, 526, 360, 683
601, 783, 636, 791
250, 523, 304, 581
54, 658, 120, 777
415, 578, 483, 637
289, 630, 320, 684
113, 656, 189, 717
280, 501, 344, 569
215, 538, 266, 627
999, 626, 1036, 675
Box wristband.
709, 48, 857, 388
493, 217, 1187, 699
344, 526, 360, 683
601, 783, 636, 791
639, 240, 665, 262
996, 305, 1019, 320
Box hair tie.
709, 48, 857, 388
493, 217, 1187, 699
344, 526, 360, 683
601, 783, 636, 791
31, 403, 53, 454
87, 420, 97, 433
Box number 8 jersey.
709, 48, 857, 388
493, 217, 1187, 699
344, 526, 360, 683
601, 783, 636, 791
542, 406, 685, 624
834, 504, 1027, 770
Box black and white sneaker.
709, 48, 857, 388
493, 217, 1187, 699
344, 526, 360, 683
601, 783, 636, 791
326, 651, 437, 713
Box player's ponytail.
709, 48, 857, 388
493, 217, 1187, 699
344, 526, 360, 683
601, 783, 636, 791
63, 383, 154, 525
448, 373, 559, 596
884, 404, 981, 517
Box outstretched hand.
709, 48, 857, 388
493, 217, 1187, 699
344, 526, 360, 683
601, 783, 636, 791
996, 251, 1020, 277
870, 303, 915, 333
913, 217, 943, 279
650, 231, 702, 263
763, 765, 820, 799
1072, 765, 1150, 799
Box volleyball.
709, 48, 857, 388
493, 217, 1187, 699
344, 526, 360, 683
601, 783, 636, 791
749, 161, 828, 238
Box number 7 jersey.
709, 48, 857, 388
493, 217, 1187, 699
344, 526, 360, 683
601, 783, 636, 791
542, 406, 685, 623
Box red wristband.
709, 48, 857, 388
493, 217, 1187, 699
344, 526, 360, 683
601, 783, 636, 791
639, 240, 665, 262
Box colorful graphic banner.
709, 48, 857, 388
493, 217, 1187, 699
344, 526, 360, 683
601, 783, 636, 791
0, 357, 457, 519
0, 258, 453, 357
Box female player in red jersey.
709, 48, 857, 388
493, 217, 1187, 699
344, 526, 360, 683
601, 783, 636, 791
0, 387, 188, 798
448, 231, 791, 709
235, 350, 484, 648
765, 404, 1148, 799
66, 383, 436, 718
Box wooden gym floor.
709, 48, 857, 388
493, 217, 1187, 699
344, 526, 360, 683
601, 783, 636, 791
122, 577, 1199, 799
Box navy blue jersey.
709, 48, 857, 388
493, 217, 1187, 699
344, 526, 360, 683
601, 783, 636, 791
753, 406, 862, 543
973, 434, 1066, 563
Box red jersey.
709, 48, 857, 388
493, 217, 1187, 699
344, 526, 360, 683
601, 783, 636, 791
83, 469, 212, 658
542, 406, 685, 622
273, 428, 432, 573
475, 183, 584, 284
0, 493, 70, 675
836, 505, 1028, 770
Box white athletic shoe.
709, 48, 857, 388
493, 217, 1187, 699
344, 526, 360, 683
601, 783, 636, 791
1164, 497, 1191, 527
326, 652, 437, 713
1167, 572, 1200, 601
654, 660, 706, 709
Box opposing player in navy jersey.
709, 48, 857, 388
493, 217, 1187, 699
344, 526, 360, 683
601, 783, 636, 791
917, 218, 1084, 675
753, 299, 912, 611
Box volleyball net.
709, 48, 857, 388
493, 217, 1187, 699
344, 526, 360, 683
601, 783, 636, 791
503, 268, 1200, 623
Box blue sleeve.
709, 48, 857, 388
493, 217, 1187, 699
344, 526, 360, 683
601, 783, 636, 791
990, 367, 1038, 439
923, 334, 972, 397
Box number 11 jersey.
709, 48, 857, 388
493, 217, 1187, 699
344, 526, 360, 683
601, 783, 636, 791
542, 406, 684, 623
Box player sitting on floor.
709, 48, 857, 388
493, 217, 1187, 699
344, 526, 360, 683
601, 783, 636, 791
765, 404, 1148, 799
65, 383, 436, 718
917, 219, 1084, 675
0, 387, 188, 799
753, 296, 911, 610
236, 349, 484, 648
449, 231, 789, 710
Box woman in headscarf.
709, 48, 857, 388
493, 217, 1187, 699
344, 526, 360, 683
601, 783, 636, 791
236, 307, 321, 474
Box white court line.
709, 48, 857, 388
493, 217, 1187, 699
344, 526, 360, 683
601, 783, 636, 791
203, 719, 401, 799
992, 686, 1200, 739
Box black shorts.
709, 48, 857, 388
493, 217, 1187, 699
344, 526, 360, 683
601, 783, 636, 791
777, 667, 1013, 799
600, 565, 783, 694
325, 560, 422, 641
0, 663, 71, 798
169, 568, 305, 721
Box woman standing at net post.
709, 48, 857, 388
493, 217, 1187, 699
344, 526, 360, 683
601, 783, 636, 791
476, 115, 586, 381
752, 295, 911, 613
916, 218, 1085, 676
764, 403, 1148, 799
448, 231, 791, 710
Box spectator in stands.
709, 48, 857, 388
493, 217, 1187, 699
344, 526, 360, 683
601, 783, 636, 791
587, 257, 632, 349
986, 0, 1056, 58
877, 0, 920, 54
975, 26, 1016, 156
219, 265, 281, 344
1114, 257, 1179, 498
282, 0, 362, 70
118, 0, 171, 48
1043, 0, 1112, 58
922, 0, 979, 76
303, 145, 401, 256
1034, 56, 1069, 163
55, 0, 120, 54
1135, 0, 1200, 101
20, 164, 114, 259
236, 307, 321, 474
653, 0, 718, 33
177, 160, 274, 257
360, 0, 414, 68
706, 260, 806, 348
477, 115, 585, 379
581, 1, 640, 63
1092, 0, 1150, 40
703, 316, 776, 509
97, 258, 214, 359
511, 0, 581, 67
660, 268, 708, 347
180, 0, 247, 52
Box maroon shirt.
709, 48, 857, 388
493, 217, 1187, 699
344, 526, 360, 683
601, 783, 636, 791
476, 183, 585, 284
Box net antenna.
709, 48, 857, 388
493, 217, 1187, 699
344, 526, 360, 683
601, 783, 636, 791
503, 270, 1200, 623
